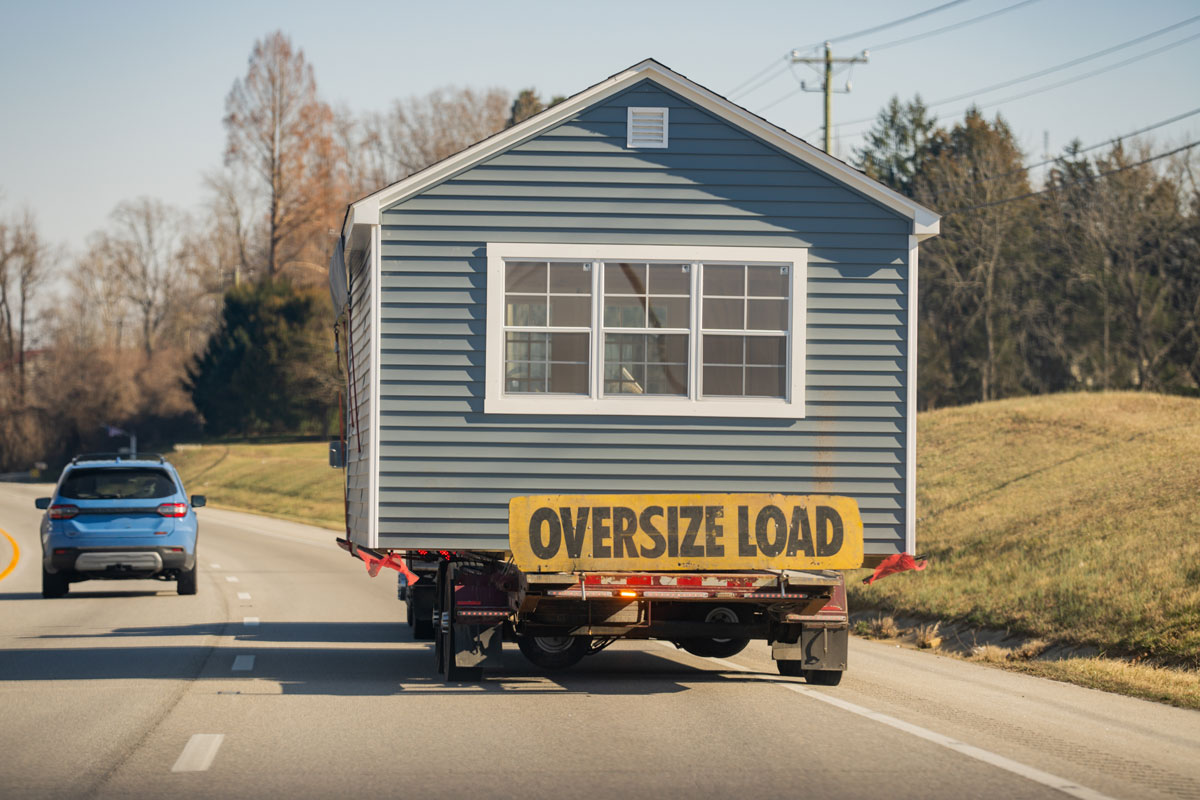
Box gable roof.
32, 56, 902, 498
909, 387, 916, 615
343, 59, 939, 242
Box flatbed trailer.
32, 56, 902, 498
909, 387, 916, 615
342, 540, 850, 682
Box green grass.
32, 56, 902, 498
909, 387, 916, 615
169, 442, 344, 530
849, 391, 1200, 669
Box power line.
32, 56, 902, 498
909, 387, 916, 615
931, 14, 1200, 107
835, 19, 1200, 132
731, 62, 792, 101
727, 57, 790, 98
981, 107, 1200, 183
868, 0, 1044, 52
732, 0, 974, 101
945, 139, 1199, 214
802, 0, 974, 51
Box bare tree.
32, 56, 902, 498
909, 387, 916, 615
0, 206, 49, 402
224, 30, 341, 278
915, 109, 1032, 405
356, 86, 510, 189
99, 198, 188, 357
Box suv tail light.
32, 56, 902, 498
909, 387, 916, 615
49, 505, 79, 519
157, 503, 188, 518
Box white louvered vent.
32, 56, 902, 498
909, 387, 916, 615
627, 107, 669, 148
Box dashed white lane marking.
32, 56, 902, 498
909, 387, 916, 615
225, 576, 239, 583
171, 733, 225, 772
231, 655, 255, 671
242, 617, 260, 627
237, 592, 251, 600
654, 642, 1116, 800
209, 563, 221, 569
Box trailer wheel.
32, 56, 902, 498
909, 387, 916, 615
679, 606, 750, 658
776, 659, 804, 677
406, 586, 435, 640
803, 669, 843, 686
516, 634, 591, 670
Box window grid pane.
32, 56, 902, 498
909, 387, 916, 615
604, 333, 687, 396
504, 261, 592, 397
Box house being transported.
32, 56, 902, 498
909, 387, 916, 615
329, 58, 939, 565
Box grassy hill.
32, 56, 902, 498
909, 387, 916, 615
170, 441, 344, 530
169, 392, 1200, 671
849, 391, 1200, 668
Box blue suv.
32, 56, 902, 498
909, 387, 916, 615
36, 454, 205, 598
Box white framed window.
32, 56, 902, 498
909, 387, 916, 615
486, 243, 807, 418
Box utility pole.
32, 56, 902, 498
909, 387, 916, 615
792, 42, 868, 154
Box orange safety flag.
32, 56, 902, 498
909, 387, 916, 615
357, 549, 421, 585
863, 553, 927, 585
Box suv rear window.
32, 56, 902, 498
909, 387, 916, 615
59, 468, 178, 500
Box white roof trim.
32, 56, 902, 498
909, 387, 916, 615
344, 59, 939, 240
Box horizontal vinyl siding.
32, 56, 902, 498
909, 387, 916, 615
345, 246, 373, 547
371, 80, 912, 556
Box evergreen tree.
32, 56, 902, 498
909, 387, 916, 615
853, 95, 937, 197
187, 280, 336, 436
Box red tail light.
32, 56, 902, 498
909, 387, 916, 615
157, 503, 187, 518
49, 505, 78, 519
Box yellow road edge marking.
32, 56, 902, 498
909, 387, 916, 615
0, 525, 20, 582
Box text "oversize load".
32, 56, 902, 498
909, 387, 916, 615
509, 494, 863, 572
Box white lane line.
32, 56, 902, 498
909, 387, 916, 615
242, 617, 260, 627
237, 592, 251, 600
209, 563, 221, 569
231, 655, 255, 671
653, 642, 1115, 800
780, 684, 1116, 800
225, 576, 239, 583
171, 733, 225, 772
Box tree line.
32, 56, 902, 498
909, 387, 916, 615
854, 96, 1199, 408
0, 31, 555, 471
2, 33, 1196, 471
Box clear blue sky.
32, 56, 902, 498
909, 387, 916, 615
2, 0, 1198, 254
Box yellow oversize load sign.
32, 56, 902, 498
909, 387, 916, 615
509, 494, 864, 573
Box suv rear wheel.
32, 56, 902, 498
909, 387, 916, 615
177, 564, 197, 595
42, 567, 69, 599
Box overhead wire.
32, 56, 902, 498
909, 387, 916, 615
980, 106, 1200, 183
945, 139, 1199, 214
835, 28, 1200, 136
833, 17, 1200, 131
867, 0, 1044, 52
731, 0, 976, 101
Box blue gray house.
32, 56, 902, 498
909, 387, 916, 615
329, 59, 940, 564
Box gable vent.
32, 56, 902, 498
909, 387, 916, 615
627, 106, 669, 148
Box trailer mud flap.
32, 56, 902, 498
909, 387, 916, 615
453, 623, 503, 670
772, 626, 848, 671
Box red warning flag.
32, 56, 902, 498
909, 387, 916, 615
863, 553, 927, 585
355, 548, 421, 585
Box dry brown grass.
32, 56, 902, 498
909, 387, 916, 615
868, 614, 899, 639
915, 621, 943, 649
849, 391, 1200, 668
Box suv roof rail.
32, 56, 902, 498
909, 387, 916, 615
70, 452, 166, 464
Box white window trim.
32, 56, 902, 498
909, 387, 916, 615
627, 106, 669, 148
486, 243, 807, 418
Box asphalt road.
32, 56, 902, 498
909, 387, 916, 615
1, 481, 1198, 800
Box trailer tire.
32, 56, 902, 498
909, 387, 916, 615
803, 669, 843, 686
775, 659, 804, 677
406, 587, 435, 640
679, 606, 750, 658
516, 634, 591, 670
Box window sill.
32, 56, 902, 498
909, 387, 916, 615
484, 395, 805, 419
